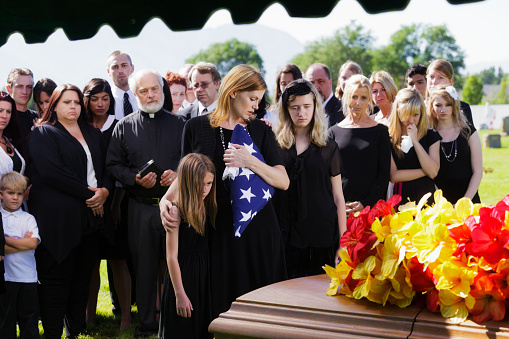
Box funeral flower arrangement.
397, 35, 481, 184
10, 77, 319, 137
324, 191, 509, 323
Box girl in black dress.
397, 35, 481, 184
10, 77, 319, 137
160, 64, 289, 320
388, 88, 441, 205
83, 79, 132, 329
159, 153, 217, 339
275, 79, 346, 277
429, 85, 482, 204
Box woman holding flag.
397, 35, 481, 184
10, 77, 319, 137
160, 64, 289, 321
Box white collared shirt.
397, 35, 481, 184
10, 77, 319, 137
1, 206, 40, 283
198, 101, 218, 116
181, 98, 198, 110
112, 85, 138, 121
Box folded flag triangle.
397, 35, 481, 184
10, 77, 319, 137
223, 124, 274, 237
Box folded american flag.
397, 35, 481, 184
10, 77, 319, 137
224, 124, 274, 237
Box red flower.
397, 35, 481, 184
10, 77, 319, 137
468, 274, 506, 322
369, 195, 402, 223
408, 257, 439, 312
341, 206, 377, 263
469, 208, 509, 264
449, 216, 475, 256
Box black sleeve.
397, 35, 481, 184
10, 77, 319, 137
0, 218, 4, 256
360, 125, 391, 208
260, 123, 284, 167
29, 126, 93, 200
181, 118, 195, 157
460, 101, 474, 126
328, 140, 342, 177
106, 121, 137, 186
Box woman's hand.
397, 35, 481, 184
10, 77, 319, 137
346, 201, 364, 215
407, 123, 419, 143
86, 187, 109, 209
175, 291, 193, 318
224, 143, 254, 168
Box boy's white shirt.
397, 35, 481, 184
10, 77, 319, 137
1, 206, 40, 283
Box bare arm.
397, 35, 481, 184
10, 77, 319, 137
225, 143, 289, 190
160, 182, 180, 232
5, 237, 38, 252
390, 154, 426, 183
464, 131, 483, 200
166, 228, 193, 318
407, 125, 440, 179
331, 174, 347, 239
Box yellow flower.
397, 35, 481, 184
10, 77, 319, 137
434, 261, 475, 298
379, 234, 406, 280
412, 222, 457, 269
390, 210, 415, 234
439, 289, 475, 324
366, 277, 392, 305
388, 264, 415, 308
323, 264, 342, 296
352, 256, 381, 299
372, 215, 391, 244
323, 249, 354, 296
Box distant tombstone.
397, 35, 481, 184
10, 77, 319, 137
483, 134, 501, 148
503, 117, 509, 135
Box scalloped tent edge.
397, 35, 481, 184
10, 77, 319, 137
0, 0, 483, 47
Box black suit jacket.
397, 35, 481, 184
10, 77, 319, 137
178, 104, 200, 120
325, 96, 345, 127
28, 121, 112, 263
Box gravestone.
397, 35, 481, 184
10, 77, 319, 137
483, 134, 501, 148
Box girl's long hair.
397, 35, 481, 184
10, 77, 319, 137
388, 88, 428, 158
175, 153, 217, 235
428, 85, 471, 139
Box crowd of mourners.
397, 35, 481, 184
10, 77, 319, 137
0, 50, 482, 338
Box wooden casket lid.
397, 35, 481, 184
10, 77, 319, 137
209, 274, 509, 338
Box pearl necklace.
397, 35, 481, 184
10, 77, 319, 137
219, 126, 251, 152
441, 138, 457, 162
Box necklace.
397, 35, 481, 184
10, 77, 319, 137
219, 125, 251, 152
441, 138, 457, 162
0, 138, 13, 154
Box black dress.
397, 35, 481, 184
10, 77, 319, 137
159, 222, 212, 339
329, 124, 391, 208
392, 129, 442, 204
182, 115, 287, 320
434, 124, 480, 204
275, 138, 341, 278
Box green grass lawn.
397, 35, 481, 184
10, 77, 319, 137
478, 129, 509, 205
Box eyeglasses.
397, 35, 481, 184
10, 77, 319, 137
192, 81, 213, 89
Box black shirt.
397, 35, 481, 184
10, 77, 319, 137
106, 108, 186, 199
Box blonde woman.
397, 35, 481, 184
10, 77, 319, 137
275, 79, 346, 277
370, 70, 398, 125
334, 60, 362, 100
160, 64, 289, 320
429, 85, 482, 203
426, 59, 473, 125
329, 75, 391, 214
389, 88, 441, 204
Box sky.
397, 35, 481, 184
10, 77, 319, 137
0, 0, 507, 90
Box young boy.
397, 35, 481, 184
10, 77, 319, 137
0, 171, 40, 338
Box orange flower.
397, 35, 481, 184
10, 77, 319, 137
468, 274, 506, 322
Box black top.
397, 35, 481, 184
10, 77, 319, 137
9, 150, 22, 173
325, 96, 345, 127
16, 109, 38, 151
101, 118, 118, 146
434, 124, 480, 204
276, 138, 341, 248
329, 124, 391, 208
460, 101, 474, 126
28, 121, 112, 263
106, 109, 186, 199
182, 115, 287, 319
392, 129, 442, 204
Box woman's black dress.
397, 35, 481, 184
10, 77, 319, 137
329, 124, 391, 208
276, 138, 342, 278
434, 124, 480, 204
392, 129, 441, 204
159, 222, 211, 339
182, 116, 287, 320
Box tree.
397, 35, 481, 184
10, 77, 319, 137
478, 67, 498, 84
186, 38, 264, 77
496, 75, 509, 104
462, 74, 484, 105
291, 21, 374, 84
372, 24, 465, 88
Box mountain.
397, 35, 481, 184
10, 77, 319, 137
0, 20, 304, 94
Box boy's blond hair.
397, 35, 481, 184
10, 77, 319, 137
0, 171, 28, 192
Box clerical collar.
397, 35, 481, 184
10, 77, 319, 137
141, 109, 162, 119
